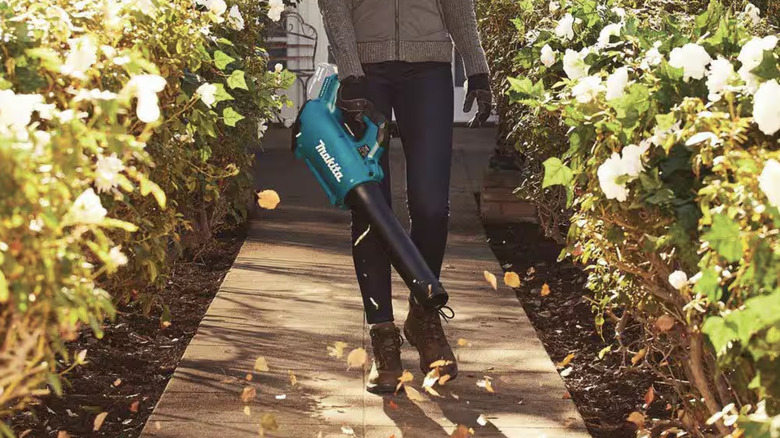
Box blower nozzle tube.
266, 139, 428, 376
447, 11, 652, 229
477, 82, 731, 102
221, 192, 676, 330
347, 182, 449, 310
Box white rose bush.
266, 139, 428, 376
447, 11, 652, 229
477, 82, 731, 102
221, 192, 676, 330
497, 0, 780, 434
0, 0, 295, 423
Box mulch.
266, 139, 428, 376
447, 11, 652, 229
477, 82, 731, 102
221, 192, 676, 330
10, 226, 247, 438
484, 222, 676, 438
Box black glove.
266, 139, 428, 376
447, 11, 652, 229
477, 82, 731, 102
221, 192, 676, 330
463, 73, 492, 128
337, 76, 386, 144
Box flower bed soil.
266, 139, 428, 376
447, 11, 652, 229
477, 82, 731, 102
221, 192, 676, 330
484, 222, 676, 438
9, 226, 247, 438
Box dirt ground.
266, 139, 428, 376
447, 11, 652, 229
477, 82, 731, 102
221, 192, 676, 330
10, 227, 246, 438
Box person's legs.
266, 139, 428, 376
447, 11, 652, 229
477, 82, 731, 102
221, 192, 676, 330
351, 63, 395, 325
394, 62, 454, 283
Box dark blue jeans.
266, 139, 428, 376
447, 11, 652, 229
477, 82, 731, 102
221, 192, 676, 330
351, 61, 454, 324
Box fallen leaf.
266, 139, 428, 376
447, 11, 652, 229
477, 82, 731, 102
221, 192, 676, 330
260, 413, 278, 432
655, 315, 676, 332
93, 412, 108, 432
541, 283, 551, 296
559, 367, 573, 377
483, 271, 497, 290
388, 400, 399, 410
113, 378, 122, 387
289, 370, 298, 387
526, 266, 536, 276
346, 348, 368, 370
18, 430, 32, 438
476, 377, 495, 393
405, 386, 426, 402
257, 190, 281, 210
438, 374, 452, 386
246, 373, 253, 382
456, 338, 471, 347
154, 421, 161, 430
396, 370, 414, 393
503, 271, 521, 288
450, 425, 470, 438
627, 411, 645, 429
243, 406, 251, 416
57, 432, 71, 438
161, 321, 171, 328
644, 386, 655, 407
423, 367, 440, 389
556, 353, 575, 368
429, 360, 453, 369
562, 391, 571, 399
254, 356, 270, 372
129, 401, 139, 413
327, 341, 348, 359
424, 385, 442, 397
341, 425, 355, 435
240, 386, 257, 403
631, 348, 647, 365
477, 414, 488, 426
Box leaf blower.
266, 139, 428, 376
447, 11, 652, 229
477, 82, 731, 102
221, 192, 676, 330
291, 71, 449, 310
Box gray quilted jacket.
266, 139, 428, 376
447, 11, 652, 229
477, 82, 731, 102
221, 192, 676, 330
318, 0, 490, 79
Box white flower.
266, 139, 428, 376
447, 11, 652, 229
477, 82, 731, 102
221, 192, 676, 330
134, 0, 156, 15
669, 43, 712, 81
759, 159, 780, 208
597, 153, 629, 201
571, 75, 605, 104
68, 188, 107, 225
620, 143, 649, 177
108, 246, 129, 269
540, 44, 557, 68
34, 103, 55, 120
641, 42, 663, 70
29, 218, 43, 232
201, 0, 227, 16
274, 63, 284, 73
597, 23, 622, 47
563, 48, 589, 80
61, 36, 98, 80
127, 74, 167, 123
228, 5, 245, 30
742, 3, 761, 25
268, 0, 285, 22
753, 80, 780, 136
94, 153, 124, 193
706, 57, 735, 98
549, 1, 560, 13
606, 67, 629, 101
668, 271, 689, 290
195, 83, 217, 107
0, 90, 44, 134
73, 89, 119, 102
555, 14, 574, 41
257, 119, 268, 139
738, 36, 778, 94
611, 6, 626, 19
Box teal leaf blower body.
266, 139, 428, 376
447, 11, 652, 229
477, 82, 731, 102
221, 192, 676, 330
292, 74, 449, 310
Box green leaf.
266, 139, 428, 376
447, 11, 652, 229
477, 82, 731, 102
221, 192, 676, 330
608, 83, 650, 128
702, 215, 744, 263
0, 270, 8, 303
702, 316, 737, 355
216, 37, 234, 46
100, 218, 139, 232
25, 47, 62, 71
213, 50, 235, 70
222, 107, 244, 127
542, 158, 574, 188
139, 175, 167, 209
694, 268, 722, 301
47, 373, 63, 396
227, 70, 248, 90
750, 50, 779, 81
213, 83, 234, 104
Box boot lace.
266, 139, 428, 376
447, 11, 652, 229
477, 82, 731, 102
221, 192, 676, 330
421, 306, 455, 342
372, 328, 403, 369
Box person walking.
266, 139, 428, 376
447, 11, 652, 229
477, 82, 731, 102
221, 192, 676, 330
318, 0, 492, 394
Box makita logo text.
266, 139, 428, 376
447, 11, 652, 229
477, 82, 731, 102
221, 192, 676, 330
315, 140, 344, 182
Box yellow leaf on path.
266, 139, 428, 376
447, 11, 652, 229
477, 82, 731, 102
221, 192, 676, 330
541, 283, 551, 296
113, 378, 122, 387
93, 412, 108, 432
405, 386, 426, 402
456, 338, 471, 347
289, 370, 298, 387
256, 190, 281, 210
627, 411, 645, 429
327, 341, 348, 359
423, 367, 440, 389
631, 348, 647, 365
260, 413, 278, 432
154, 421, 161, 430
424, 385, 442, 397
240, 386, 257, 403
243, 406, 251, 416
429, 360, 453, 369
450, 425, 471, 438
438, 374, 452, 386
246, 373, 253, 381
504, 271, 521, 288
254, 356, 269, 372
655, 315, 675, 332
483, 271, 498, 290
556, 353, 575, 369
476, 377, 495, 393
129, 401, 139, 413
347, 348, 368, 370
396, 370, 414, 393
644, 386, 655, 406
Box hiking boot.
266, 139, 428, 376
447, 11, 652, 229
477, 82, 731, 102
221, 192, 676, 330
367, 322, 404, 394
403, 304, 458, 380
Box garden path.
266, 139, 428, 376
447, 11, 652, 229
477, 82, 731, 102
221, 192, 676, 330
141, 127, 590, 437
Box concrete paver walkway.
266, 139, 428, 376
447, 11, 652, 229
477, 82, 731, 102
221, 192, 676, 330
142, 127, 590, 437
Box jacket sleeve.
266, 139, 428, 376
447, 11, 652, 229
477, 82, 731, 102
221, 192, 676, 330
440, 0, 490, 78
317, 0, 365, 79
